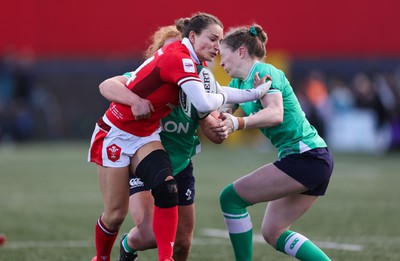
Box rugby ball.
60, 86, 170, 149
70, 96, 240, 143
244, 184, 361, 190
179, 65, 219, 120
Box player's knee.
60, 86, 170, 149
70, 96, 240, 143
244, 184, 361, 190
220, 183, 251, 213
219, 184, 232, 209
152, 179, 178, 208
136, 149, 173, 189
102, 209, 127, 231
110, 212, 126, 228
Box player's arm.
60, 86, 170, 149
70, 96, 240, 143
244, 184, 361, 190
99, 75, 154, 120
215, 82, 239, 114
219, 73, 272, 104
241, 92, 284, 129
180, 80, 271, 113
220, 92, 283, 134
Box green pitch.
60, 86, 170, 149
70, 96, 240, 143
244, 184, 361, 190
0, 142, 399, 260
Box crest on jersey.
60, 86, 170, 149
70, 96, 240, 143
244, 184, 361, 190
106, 144, 121, 162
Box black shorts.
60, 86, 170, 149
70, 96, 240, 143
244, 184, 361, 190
273, 148, 334, 196
129, 160, 195, 205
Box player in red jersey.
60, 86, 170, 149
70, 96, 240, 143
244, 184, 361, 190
88, 13, 270, 261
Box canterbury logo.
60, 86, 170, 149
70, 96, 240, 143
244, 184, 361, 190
129, 178, 144, 189
290, 238, 300, 249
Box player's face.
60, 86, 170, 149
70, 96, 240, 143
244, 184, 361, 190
219, 44, 241, 78
190, 24, 223, 62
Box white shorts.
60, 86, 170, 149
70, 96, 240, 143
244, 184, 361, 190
88, 115, 161, 167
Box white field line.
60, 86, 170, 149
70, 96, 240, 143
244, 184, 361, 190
201, 228, 364, 252
1, 228, 363, 252
3, 240, 93, 249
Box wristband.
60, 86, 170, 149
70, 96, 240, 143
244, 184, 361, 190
230, 115, 239, 131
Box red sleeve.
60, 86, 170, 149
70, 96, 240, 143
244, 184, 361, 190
159, 51, 201, 86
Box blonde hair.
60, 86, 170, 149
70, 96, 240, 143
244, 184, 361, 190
144, 25, 181, 58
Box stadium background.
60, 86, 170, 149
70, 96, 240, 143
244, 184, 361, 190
2, 2, 400, 261
1, 0, 400, 153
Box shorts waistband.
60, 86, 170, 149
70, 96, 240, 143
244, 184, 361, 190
97, 117, 111, 132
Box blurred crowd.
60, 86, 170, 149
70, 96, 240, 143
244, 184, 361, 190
0, 47, 62, 143
296, 68, 400, 153
0, 47, 36, 142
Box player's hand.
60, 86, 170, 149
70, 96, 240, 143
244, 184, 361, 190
254, 72, 272, 98
131, 98, 154, 120
210, 112, 236, 137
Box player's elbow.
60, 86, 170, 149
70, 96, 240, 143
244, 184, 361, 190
270, 112, 283, 126
99, 79, 110, 96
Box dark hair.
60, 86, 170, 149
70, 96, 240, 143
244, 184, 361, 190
175, 12, 223, 38
222, 24, 267, 60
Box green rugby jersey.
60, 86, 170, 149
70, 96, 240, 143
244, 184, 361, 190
161, 64, 217, 175
229, 62, 326, 159
160, 106, 200, 175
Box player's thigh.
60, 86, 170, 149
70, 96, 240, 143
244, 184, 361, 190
130, 141, 165, 173
98, 165, 130, 211
234, 163, 307, 204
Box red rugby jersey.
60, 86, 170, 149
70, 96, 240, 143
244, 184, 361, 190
104, 41, 202, 136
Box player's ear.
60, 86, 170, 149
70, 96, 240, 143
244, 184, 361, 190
189, 31, 196, 44
238, 46, 246, 58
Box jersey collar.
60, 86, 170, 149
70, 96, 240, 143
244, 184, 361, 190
244, 61, 261, 82
182, 38, 200, 65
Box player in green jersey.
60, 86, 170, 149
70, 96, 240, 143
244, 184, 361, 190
120, 64, 224, 261
121, 64, 223, 261
214, 24, 334, 261
114, 22, 226, 261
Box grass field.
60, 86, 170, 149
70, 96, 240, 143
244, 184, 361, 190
0, 141, 399, 261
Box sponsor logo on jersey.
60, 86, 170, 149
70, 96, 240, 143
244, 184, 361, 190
129, 178, 145, 189
182, 58, 195, 73
106, 144, 121, 162
161, 120, 190, 134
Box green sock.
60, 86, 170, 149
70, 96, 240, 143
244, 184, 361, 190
122, 234, 136, 254
220, 183, 253, 261
276, 230, 331, 261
